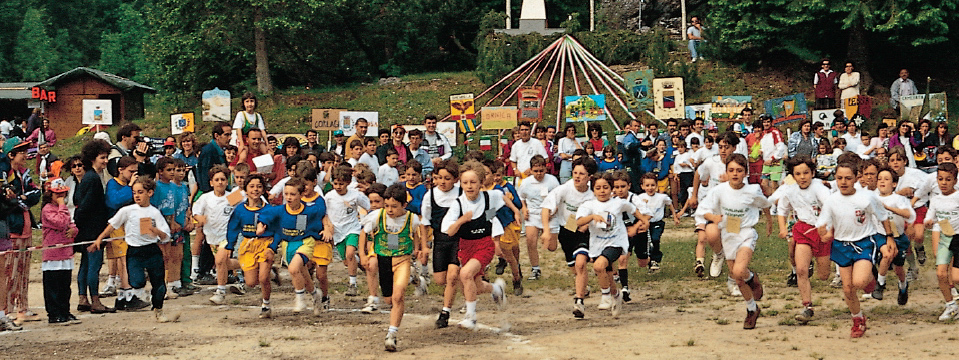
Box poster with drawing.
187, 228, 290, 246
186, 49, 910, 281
685, 104, 711, 123
764, 93, 808, 126
900, 93, 947, 122
339, 111, 379, 137
843, 95, 873, 120
564, 95, 607, 122
710, 96, 752, 121
518, 86, 543, 122
624, 69, 654, 111
811, 109, 838, 128
201, 88, 231, 122
652, 77, 685, 119
82, 99, 113, 125
170, 113, 195, 135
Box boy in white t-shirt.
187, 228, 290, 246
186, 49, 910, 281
378, 148, 401, 186
518, 155, 560, 280
924, 163, 959, 320
576, 172, 647, 318
90, 178, 178, 323
871, 167, 915, 305
192, 165, 241, 304
636, 173, 679, 273
325, 167, 371, 296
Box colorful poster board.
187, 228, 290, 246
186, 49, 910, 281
811, 109, 837, 127
482, 106, 518, 130
82, 99, 112, 125
564, 95, 607, 122
201, 88, 231, 122
711, 96, 752, 121
764, 93, 808, 126
652, 77, 685, 119
451, 93, 477, 133
624, 69, 654, 111
685, 104, 711, 122
843, 95, 873, 120
900, 93, 947, 122
339, 111, 379, 137
170, 112, 195, 135
311, 109, 345, 130
518, 86, 543, 122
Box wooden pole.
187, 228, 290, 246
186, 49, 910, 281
681, 0, 687, 41
590, 0, 595, 31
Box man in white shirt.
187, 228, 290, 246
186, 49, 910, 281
423, 115, 453, 167
0, 118, 12, 137
509, 121, 548, 178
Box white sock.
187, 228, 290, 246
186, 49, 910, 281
191, 256, 200, 275
442, 307, 451, 313
877, 274, 886, 286
172, 280, 182, 288
900, 280, 907, 288
217, 285, 226, 293
167, 282, 177, 289
125, 289, 134, 301
369, 296, 379, 304
262, 299, 270, 307
349, 276, 357, 285
790, 266, 796, 274
388, 325, 398, 334
948, 300, 956, 306
600, 287, 611, 295
313, 288, 322, 298
107, 276, 117, 287
465, 301, 477, 317
746, 298, 757, 311
852, 311, 863, 318
746, 271, 754, 282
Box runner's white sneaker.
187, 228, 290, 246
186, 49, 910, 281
610, 291, 623, 317
458, 315, 477, 330
209, 291, 226, 305
710, 252, 725, 277
362, 301, 378, 314
598, 296, 612, 310
293, 293, 307, 313
727, 277, 742, 297
492, 278, 507, 308
939, 302, 959, 321
385, 332, 398, 352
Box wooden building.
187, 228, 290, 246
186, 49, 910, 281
33, 67, 156, 136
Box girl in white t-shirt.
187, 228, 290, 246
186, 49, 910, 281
576, 172, 647, 318
699, 154, 771, 330
232, 92, 267, 158
815, 162, 893, 338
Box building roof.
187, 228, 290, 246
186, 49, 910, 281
0, 82, 39, 100
35, 67, 156, 93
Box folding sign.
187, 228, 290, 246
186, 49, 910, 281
518, 86, 543, 122
451, 93, 477, 133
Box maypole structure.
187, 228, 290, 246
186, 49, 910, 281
444, 34, 635, 132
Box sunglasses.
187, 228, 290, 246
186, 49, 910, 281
72, 163, 84, 169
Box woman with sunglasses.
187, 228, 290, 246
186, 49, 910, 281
375, 125, 413, 166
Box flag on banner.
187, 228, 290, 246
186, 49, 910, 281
458, 118, 478, 133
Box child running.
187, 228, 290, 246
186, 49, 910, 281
775, 156, 831, 323
361, 183, 388, 313
90, 178, 179, 323
325, 166, 371, 297
518, 155, 560, 281
226, 174, 275, 318
635, 173, 680, 273
698, 154, 771, 329
925, 163, 959, 320
359, 184, 424, 351
871, 166, 915, 305
421, 159, 463, 328
194, 166, 243, 305
576, 172, 648, 317
441, 160, 517, 329
816, 161, 893, 338
611, 171, 651, 302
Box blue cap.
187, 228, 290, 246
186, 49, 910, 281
333, 130, 344, 136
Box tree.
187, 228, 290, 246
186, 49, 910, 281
14, 8, 59, 81
99, 3, 150, 82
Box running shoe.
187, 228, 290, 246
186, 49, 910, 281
492, 278, 507, 308
939, 302, 958, 321
385, 332, 398, 352
744, 308, 760, 329
786, 273, 798, 287
293, 294, 307, 313
513, 280, 523, 297
611, 291, 623, 317
829, 276, 843, 288
871, 283, 885, 301
573, 298, 585, 319
100, 284, 117, 297
528, 268, 542, 280
458, 314, 477, 330
795, 307, 814, 324
416, 276, 429, 296
346, 284, 359, 297
495, 258, 507, 275
648, 261, 661, 274
694, 260, 705, 278
154, 309, 180, 323
435, 310, 450, 328
259, 307, 272, 319
228, 283, 246, 295
209, 291, 226, 305
621, 287, 632, 303
710, 252, 725, 277
313, 293, 324, 315
597, 296, 612, 310
362, 300, 379, 314
850, 316, 866, 338
916, 246, 927, 265
727, 277, 742, 297
0, 316, 22, 331
126, 296, 151, 311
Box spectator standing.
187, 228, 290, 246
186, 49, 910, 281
838, 61, 861, 107
376, 125, 412, 166
509, 121, 548, 179
558, 124, 583, 183
0, 118, 12, 137
74, 139, 114, 314
345, 118, 370, 160
107, 123, 142, 177
813, 59, 838, 109
4, 138, 42, 325
24, 118, 56, 147
788, 120, 818, 159
423, 115, 453, 167
890, 69, 918, 109
198, 122, 232, 193
304, 130, 323, 154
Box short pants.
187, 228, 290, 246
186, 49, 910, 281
432, 239, 460, 273
889, 233, 910, 267
793, 221, 830, 257
830, 236, 878, 268
237, 237, 275, 272
558, 227, 590, 267
458, 237, 495, 269
377, 254, 412, 298
526, 211, 561, 233
311, 241, 332, 266
913, 206, 928, 226
591, 246, 624, 272
498, 222, 521, 252
334, 233, 360, 260
721, 228, 758, 260
762, 163, 783, 182
106, 229, 128, 259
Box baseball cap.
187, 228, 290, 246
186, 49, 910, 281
333, 130, 344, 136
163, 140, 176, 147
2, 137, 29, 154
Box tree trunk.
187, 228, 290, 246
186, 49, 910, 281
254, 9, 274, 94
847, 23, 872, 94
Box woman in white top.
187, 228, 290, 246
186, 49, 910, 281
557, 124, 582, 183
838, 61, 861, 105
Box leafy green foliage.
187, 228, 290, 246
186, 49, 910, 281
14, 8, 59, 81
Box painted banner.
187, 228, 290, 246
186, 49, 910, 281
482, 106, 518, 130
900, 93, 947, 122
201, 88, 231, 122
711, 96, 752, 121
843, 95, 873, 120
82, 99, 112, 125
652, 77, 685, 119
564, 95, 607, 122
170, 112, 195, 135
685, 104, 711, 122
339, 111, 379, 137
624, 69, 654, 111
518, 86, 543, 122
764, 93, 808, 126
811, 109, 838, 128
311, 109, 345, 130
451, 93, 477, 133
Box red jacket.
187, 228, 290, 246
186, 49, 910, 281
41, 203, 77, 262
815, 71, 838, 99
